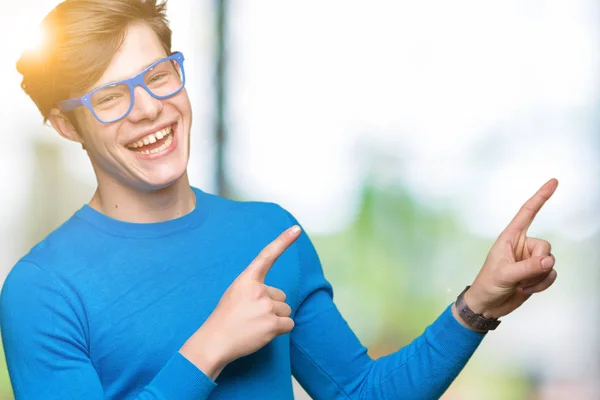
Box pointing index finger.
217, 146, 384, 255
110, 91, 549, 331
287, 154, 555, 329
504, 178, 558, 234
245, 225, 302, 282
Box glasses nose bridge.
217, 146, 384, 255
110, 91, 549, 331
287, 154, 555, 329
129, 74, 153, 98
129, 70, 162, 105
128, 77, 162, 121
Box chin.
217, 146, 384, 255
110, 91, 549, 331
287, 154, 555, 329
141, 162, 189, 190
135, 132, 191, 190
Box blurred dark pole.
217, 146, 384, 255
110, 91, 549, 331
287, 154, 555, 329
215, 0, 229, 197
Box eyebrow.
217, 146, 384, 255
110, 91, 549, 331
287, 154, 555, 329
139, 57, 163, 73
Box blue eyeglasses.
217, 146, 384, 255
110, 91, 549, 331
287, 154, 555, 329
58, 52, 186, 124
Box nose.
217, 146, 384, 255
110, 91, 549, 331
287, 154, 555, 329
127, 86, 163, 123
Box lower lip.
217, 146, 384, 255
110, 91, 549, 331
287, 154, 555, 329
131, 123, 178, 160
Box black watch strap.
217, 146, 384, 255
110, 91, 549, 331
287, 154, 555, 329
456, 286, 501, 331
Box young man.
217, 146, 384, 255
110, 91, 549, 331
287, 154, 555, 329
1, 1, 558, 399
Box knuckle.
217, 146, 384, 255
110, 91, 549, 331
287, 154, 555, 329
532, 237, 551, 251
260, 298, 274, 314
278, 231, 291, 242
521, 203, 537, 217
271, 287, 286, 301
259, 248, 275, 264
268, 316, 280, 332
251, 284, 268, 300
522, 259, 535, 273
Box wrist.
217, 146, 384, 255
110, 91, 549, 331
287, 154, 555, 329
179, 327, 228, 381
453, 285, 502, 332
451, 302, 487, 333
463, 286, 497, 319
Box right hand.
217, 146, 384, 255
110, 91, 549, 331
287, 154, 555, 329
463, 179, 558, 321
179, 225, 302, 379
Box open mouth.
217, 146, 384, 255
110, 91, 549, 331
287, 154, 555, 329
126, 124, 176, 155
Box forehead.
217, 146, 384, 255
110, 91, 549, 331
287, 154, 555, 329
94, 24, 167, 88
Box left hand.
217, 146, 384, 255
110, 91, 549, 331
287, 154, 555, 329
464, 178, 559, 319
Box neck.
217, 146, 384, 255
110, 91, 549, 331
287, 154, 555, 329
89, 172, 196, 223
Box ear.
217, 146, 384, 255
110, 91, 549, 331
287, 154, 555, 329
48, 108, 84, 145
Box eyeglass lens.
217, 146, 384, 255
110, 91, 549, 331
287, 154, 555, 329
90, 59, 183, 122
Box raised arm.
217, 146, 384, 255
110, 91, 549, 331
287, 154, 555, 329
288, 179, 558, 399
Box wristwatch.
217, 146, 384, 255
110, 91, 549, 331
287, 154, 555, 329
455, 286, 501, 331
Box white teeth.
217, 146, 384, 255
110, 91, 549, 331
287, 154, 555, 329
134, 133, 173, 155
126, 126, 173, 149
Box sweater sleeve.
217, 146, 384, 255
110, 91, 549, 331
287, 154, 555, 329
0, 261, 216, 400
284, 213, 485, 400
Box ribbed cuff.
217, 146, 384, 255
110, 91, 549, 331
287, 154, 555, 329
148, 352, 217, 400
425, 304, 485, 361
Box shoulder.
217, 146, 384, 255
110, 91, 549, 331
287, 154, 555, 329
7, 212, 96, 286
1, 215, 98, 332
197, 188, 297, 229
0, 259, 73, 335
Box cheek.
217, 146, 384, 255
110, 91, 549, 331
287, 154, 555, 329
70, 109, 93, 139
72, 110, 97, 138
172, 90, 192, 118
78, 116, 122, 154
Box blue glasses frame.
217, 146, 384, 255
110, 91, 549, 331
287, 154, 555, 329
58, 51, 186, 124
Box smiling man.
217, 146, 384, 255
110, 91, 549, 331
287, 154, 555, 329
0, 1, 559, 399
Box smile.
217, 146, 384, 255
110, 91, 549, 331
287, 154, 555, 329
126, 124, 177, 156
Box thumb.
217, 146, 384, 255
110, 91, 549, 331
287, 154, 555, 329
504, 255, 555, 285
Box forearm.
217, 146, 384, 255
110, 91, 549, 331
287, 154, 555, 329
179, 324, 228, 381
291, 300, 484, 400
7, 351, 216, 400
138, 352, 217, 400
360, 305, 485, 400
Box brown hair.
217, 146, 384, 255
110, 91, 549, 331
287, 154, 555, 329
17, 0, 172, 122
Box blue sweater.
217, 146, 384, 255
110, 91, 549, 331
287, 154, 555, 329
0, 187, 484, 399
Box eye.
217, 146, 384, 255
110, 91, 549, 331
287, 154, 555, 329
98, 95, 120, 105
148, 73, 168, 84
